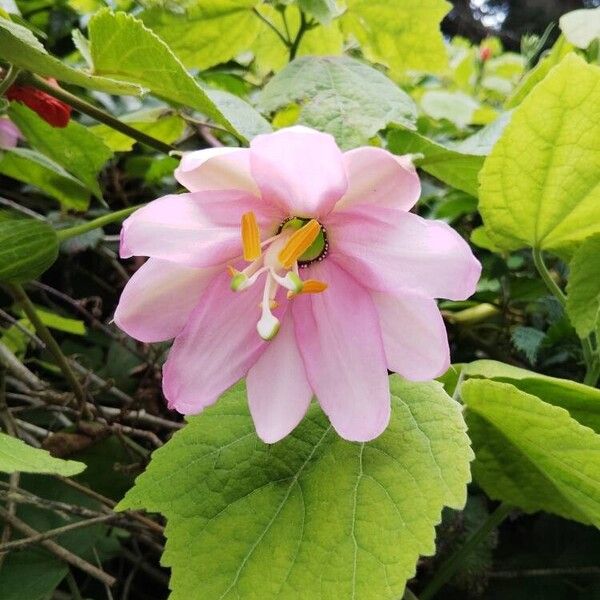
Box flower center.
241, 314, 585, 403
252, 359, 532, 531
228, 212, 328, 341
277, 217, 329, 267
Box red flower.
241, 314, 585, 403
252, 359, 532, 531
6, 78, 71, 128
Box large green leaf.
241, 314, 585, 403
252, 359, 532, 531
463, 378, 600, 526
0, 432, 85, 475
8, 103, 112, 199
341, 0, 451, 76
0, 147, 90, 210
260, 56, 417, 149
0, 17, 141, 95
559, 7, 600, 49
462, 359, 600, 433
0, 210, 58, 283
88, 9, 250, 141
140, 0, 261, 70
479, 54, 600, 253
565, 234, 600, 339
118, 377, 472, 600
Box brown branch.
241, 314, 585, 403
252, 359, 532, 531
57, 477, 164, 536
0, 513, 118, 552
0, 506, 116, 587
0, 365, 20, 569
6, 284, 91, 418
490, 566, 600, 578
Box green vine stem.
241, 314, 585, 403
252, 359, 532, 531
25, 74, 175, 155
56, 204, 144, 242
532, 247, 599, 386
6, 283, 91, 418
420, 503, 513, 600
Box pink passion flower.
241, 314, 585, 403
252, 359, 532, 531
115, 126, 481, 443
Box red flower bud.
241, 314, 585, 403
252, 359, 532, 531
6, 78, 71, 128
479, 46, 492, 62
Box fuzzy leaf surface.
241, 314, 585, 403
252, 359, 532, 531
119, 377, 472, 600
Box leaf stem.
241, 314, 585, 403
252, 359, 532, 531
420, 502, 513, 600
56, 204, 144, 242
289, 12, 311, 61
531, 247, 566, 306
6, 283, 91, 418
25, 74, 175, 155
0, 64, 20, 96
583, 351, 600, 387
533, 247, 599, 386
252, 7, 290, 48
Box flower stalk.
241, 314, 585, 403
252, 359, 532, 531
25, 74, 175, 154
56, 204, 144, 242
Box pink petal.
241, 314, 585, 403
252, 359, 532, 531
174, 147, 260, 196
163, 270, 273, 415
0, 118, 20, 149
113, 258, 219, 343
336, 147, 420, 211
247, 314, 313, 444
292, 260, 390, 442
372, 289, 450, 380
120, 191, 280, 267
249, 126, 347, 218
328, 205, 481, 301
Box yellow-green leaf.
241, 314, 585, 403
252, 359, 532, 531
341, 0, 451, 76
565, 233, 600, 338
479, 54, 600, 254
88, 9, 250, 141
0, 16, 141, 95
140, 0, 261, 70
464, 378, 600, 527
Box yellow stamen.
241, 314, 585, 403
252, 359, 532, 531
302, 279, 328, 294
241, 211, 261, 262
287, 279, 328, 298
278, 219, 321, 269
